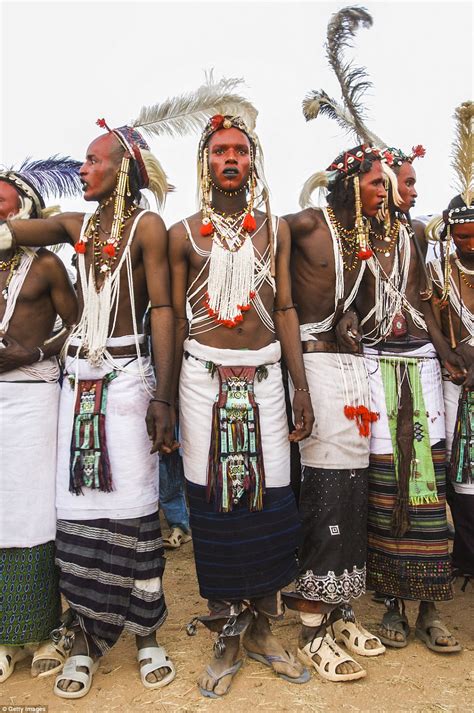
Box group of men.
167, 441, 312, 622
0, 10, 472, 702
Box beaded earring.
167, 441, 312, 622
354, 175, 373, 260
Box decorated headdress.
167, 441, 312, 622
301, 6, 425, 214
426, 101, 474, 309
0, 155, 82, 218
75, 75, 258, 258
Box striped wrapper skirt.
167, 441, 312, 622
367, 442, 452, 601
187, 482, 301, 602
56, 511, 167, 656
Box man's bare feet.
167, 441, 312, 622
198, 634, 241, 697
299, 624, 363, 676
244, 613, 306, 680
378, 600, 409, 647
55, 631, 95, 694
30, 641, 63, 677
415, 602, 461, 652
136, 632, 174, 685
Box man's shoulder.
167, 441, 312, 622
168, 211, 200, 240
283, 207, 325, 234
30, 247, 70, 278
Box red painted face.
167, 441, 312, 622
452, 221, 474, 257
359, 161, 387, 218
207, 127, 252, 192
79, 133, 123, 202
0, 181, 21, 220
397, 162, 418, 213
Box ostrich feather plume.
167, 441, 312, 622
131, 75, 258, 140
299, 171, 330, 208
303, 89, 384, 146
451, 100, 473, 207
15, 155, 82, 199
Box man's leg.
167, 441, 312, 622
159, 456, 191, 541
242, 594, 306, 680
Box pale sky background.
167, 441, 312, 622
1, 0, 473, 229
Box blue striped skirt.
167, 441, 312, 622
187, 483, 301, 601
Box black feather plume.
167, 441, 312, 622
14, 155, 82, 199
326, 6, 374, 143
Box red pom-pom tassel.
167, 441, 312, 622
103, 244, 116, 257
75, 241, 86, 254
357, 248, 373, 260
242, 213, 257, 233
344, 405, 356, 419
200, 221, 214, 237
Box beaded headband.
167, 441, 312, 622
96, 119, 150, 190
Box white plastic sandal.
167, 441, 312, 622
53, 654, 99, 699
0, 646, 29, 683
298, 634, 366, 682
137, 646, 176, 689
163, 527, 192, 550
331, 618, 386, 657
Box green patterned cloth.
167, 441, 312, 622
379, 358, 438, 505
0, 542, 61, 645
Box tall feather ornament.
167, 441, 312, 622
325, 6, 374, 144
302, 89, 384, 146
131, 76, 258, 139
451, 100, 474, 207
15, 155, 82, 199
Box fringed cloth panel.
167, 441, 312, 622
56, 512, 166, 657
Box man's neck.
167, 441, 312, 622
333, 205, 356, 230
97, 195, 135, 228
210, 190, 248, 215
455, 249, 474, 270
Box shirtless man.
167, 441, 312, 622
169, 114, 313, 697
283, 144, 386, 683
0, 126, 176, 697
339, 148, 461, 654
0, 162, 78, 683
428, 175, 474, 579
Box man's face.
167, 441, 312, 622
0, 181, 20, 220
359, 161, 387, 218
79, 133, 122, 202
397, 162, 417, 213
207, 128, 252, 193
452, 221, 474, 257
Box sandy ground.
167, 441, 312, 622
2, 539, 474, 713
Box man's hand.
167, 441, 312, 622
145, 401, 178, 454
442, 349, 468, 385
0, 333, 38, 373
289, 391, 314, 442
335, 310, 362, 353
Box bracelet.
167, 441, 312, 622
37, 347, 45, 363
294, 387, 310, 393
150, 397, 171, 406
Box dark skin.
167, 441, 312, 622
0, 247, 77, 373
4, 135, 175, 691
285, 160, 387, 348
429, 222, 474, 388
0, 190, 77, 677
169, 127, 313, 695
6, 134, 174, 454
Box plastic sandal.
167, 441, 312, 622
137, 646, 176, 689
297, 635, 366, 682
331, 618, 386, 657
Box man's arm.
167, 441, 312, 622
1, 212, 82, 249
139, 212, 175, 454
168, 221, 190, 408
273, 218, 314, 441
0, 252, 78, 372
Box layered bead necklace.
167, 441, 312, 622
455, 256, 474, 289
369, 219, 401, 257
326, 207, 360, 271
0, 249, 22, 300
76, 194, 138, 274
